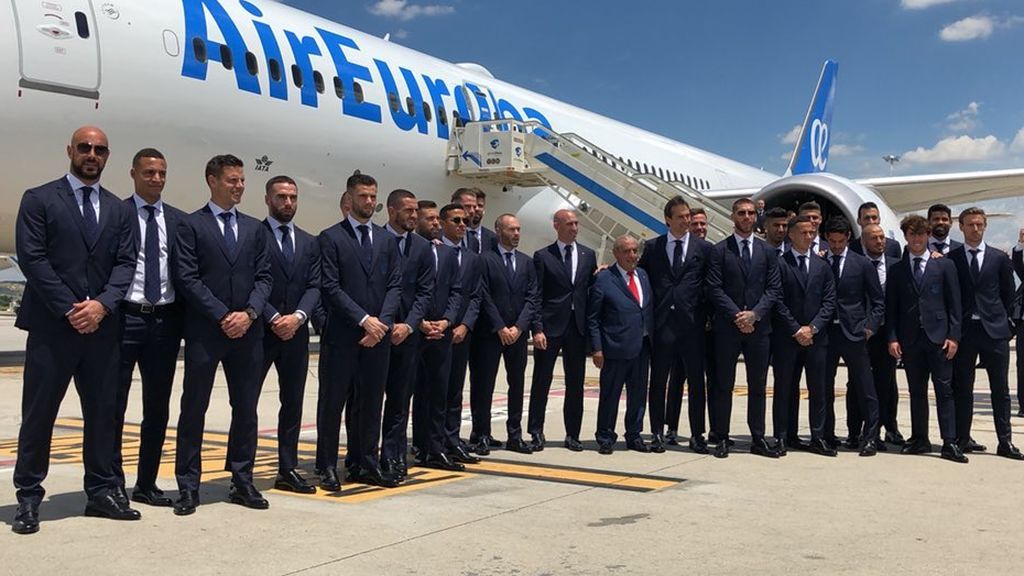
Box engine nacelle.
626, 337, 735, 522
754, 173, 902, 242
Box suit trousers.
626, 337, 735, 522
381, 334, 422, 462
262, 331, 310, 472
772, 337, 828, 441
649, 321, 707, 437
470, 332, 528, 441
114, 308, 182, 490
865, 331, 900, 435
825, 325, 879, 443
952, 320, 1013, 442
595, 340, 651, 445
444, 333, 473, 450
413, 334, 454, 456
902, 332, 956, 443
527, 322, 587, 440
714, 331, 771, 440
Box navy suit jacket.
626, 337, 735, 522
453, 247, 483, 331
261, 220, 321, 333
886, 254, 962, 346
15, 177, 136, 335
828, 250, 884, 341
389, 231, 434, 331
850, 237, 901, 260
317, 219, 402, 344
172, 204, 272, 339
706, 235, 781, 337
533, 241, 597, 338
773, 251, 836, 343
424, 242, 462, 325
478, 248, 539, 335
587, 264, 653, 360
949, 245, 1014, 340
639, 234, 712, 331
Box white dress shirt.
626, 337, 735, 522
127, 194, 174, 305
267, 215, 294, 253
498, 245, 517, 272
67, 173, 101, 220
207, 201, 238, 237
665, 232, 688, 268
618, 266, 644, 307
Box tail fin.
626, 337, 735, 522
786, 60, 838, 176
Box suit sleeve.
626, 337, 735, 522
943, 260, 962, 342
706, 246, 741, 319
886, 266, 900, 343
95, 201, 138, 313
403, 249, 434, 330
587, 275, 605, 353
519, 259, 540, 335
811, 267, 836, 334
296, 237, 322, 319
999, 252, 1015, 317
318, 231, 370, 327
172, 219, 230, 322
479, 261, 504, 333
261, 227, 281, 324
246, 224, 273, 315
773, 268, 801, 336
752, 251, 781, 322
532, 252, 546, 334
443, 254, 462, 326
1013, 248, 1024, 283
15, 189, 79, 318
864, 260, 885, 335
378, 241, 403, 328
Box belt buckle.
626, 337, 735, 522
140, 303, 155, 314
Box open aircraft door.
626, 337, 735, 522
11, 0, 101, 99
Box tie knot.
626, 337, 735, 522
220, 212, 233, 222
969, 248, 979, 256
914, 256, 923, 265
934, 242, 946, 251
628, 270, 635, 277
565, 244, 573, 254
872, 259, 881, 268
357, 224, 368, 232
505, 252, 513, 261
742, 239, 749, 247
454, 245, 461, 253
279, 224, 289, 235
81, 186, 94, 198
143, 205, 156, 220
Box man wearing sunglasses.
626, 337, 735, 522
12, 126, 141, 534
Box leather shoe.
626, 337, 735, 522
708, 432, 736, 447
351, 467, 400, 488
564, 437, 585, 452
381, 458, 403, 480
773, 438, 788, 457
997, 441, 1024, 460
689, 435, 709, 454
959, 438, 987, 453
448, 445, 482, 464
807, 438, 838, 457
274, 469, 316, 494
12, 502, 39, 535
859, 440, 878, 457
875, 440, 888, 452
844, 436, 860, 450
85, 491, 142, 521
750, 437, 781, 458
316, 468, 342, 492
785, 436, 807, 451
131, 485, 174, 507
884, 430, 906, 445
420, 452, 466, 472
530, 433, 546, 452
472, 437, 491, 456
598, 442, 614, 455
506, 438, 534, 454
665, 430, 680, 446
649, 434, 666, 453
229, 483, 270, 510
824, 437, 842, 451
485, 435, 503, 448
940, 442, 969, 464
1017, 408, 1024, 418
173, 491, 200, 516
713, 440, 729, 459
900, 437, 933, 455
627, 438, 650, 453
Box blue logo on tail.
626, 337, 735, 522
787, 60, 838, 175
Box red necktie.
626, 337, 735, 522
627, 270, 640, 304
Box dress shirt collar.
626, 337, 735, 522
965, 241, 986, 252
790, 247, 812, 260
207, 201, 237, 218
442, 236, 461, 249
132, 193, 163, 213
347, 213, 372, 233
266, 214, 293, 233
556, 239, 577, 253
385, 222, 407, 240
829, 246, 848, 261
733, 232, 753, 247
66, 172, 100, 193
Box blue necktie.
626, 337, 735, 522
798, 254, 808, 280
504, 251, 515, 278
220, 212, 236, 255
672, 240, 683, 276
831, 254, 842, 280
913, 257, 924, 286
969, 249, 980, 282
564, 244, 574, 283
81, 186, 98, 243
357, 224, 372, 266
468, 229, 480, 253
143, 205, 161, 304
279, 225, 294, 264
740, 239, 751, 273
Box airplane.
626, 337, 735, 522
3, 0, 1023, 258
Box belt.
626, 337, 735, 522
122, 301, 177, 316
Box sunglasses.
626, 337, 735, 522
447, 216, 466, 224
735, 210, 756, 216
76, 143, 110, 155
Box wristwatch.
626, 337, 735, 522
245, 307, 258, 321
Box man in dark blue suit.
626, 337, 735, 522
589, 235, 654, 454
949, 208, 1022, 459
528, 208, 597, 452
316, 173, 402, 488
410, 201, 464, 471
259, 175, 321, 494
380, 189, 434, 479
1012, 229, 1024, 418
771, 216, 837, 456
850, 202, 901, 259
113, 148, 185, 509
639, 197, 713, 453
886, 215, 966, 463
706, 198, 782, 458
453, 187, 497, 254
471, 214, 539, 455
821, 217, 883, 456
172, 154, 273, 514
927, 203, 962, 256
12, 126, 140, 534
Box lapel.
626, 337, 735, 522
974, 246, 992, 286
785, 251, 808, 291
164, 205, 179, 252
264, 220, 290, 277
549, 243, 573, 287
93, 189, 115, 252
58, 179, 96, 250
341, 219, 371, 275
200, 206, 235, 263
609, 264, 640, 309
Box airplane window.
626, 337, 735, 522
269, 59, 281, 82
422, 102, 432, 122
220, 45, 233, 70
658, 167, 664, 179
291, 65, 303, 88
453, 110, 464, 127
333, 76, 344, 99
192, 38, 207, 64
74, 12, 90, 39
406, 96, 415, 116
354, 82, 365, 103
245, 52, 258, 76
388, 92, 399, 113
643, 163, 648, 173
313, 71, 324, 94
438, 106, 447, 125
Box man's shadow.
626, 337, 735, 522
0, 491, 91, 527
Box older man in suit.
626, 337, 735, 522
172, 154, 273, 514
12, 126, 139, 534
589, 235, 654, 454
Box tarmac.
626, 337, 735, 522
0, 313, 1023, 575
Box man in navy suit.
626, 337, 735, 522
1012, 229, 1024, 418
113, 148, 185, 509
410, 201, 464, 471
453, 187, 496, 254
850, 202, 901, 259
172, 154, 273, 514
706, 198, 782, 458
821, 217, 883, 456
471, 214, 539, 455
528, 209, 597, 452
317, 173, 402, 488
949, 208, 1022, 459
259, 175, 321, 494
927, 204, 962, 256
639, 197, 713, 453
771, 215, 837, 456
12, 126, 140, 534
887, 215, 966, 463
471, 188, 498, 253
589, 235, 654, 454
689, 207, 720, 441
380, 189, 434, 479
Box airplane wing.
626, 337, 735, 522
856, 168, 1024, 213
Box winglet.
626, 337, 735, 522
786, 60, 838, 176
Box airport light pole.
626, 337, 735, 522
882, 154, 900, 175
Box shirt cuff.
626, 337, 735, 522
270, 312, 280, 323
358, 314, 369, 327
295, 310, 308, 324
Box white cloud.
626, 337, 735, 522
902, 134, 1006, 164
779, 124, 801, 145
830, 143, 866, 157
940, 15, 995, 41
393, 28, 409, 39
901, 0, 960, 9
946, 101, 980, 132
1010, 127, 1024, 152
368, 0, 454, 21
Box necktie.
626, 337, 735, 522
913, 256, 924, 285
741, 239, 751, 267
357, 224, 372, 265
143, 206, 161, 304
831, 254, 841, 280
672, 239, 683, 275
279, 225, 294, 264
504, 251, 515, 278
933, 241, 947, 254
564, 244, 574, 282
454, 245, 462, 267
798, 254, 808, 279
969, 248, 980, 282
220, 212, 236, 255
81, 186, 98, 242
872, 259, 881, 269
627, 270, 640, 304
468, 229, 480, 253
402, 235, 410, 256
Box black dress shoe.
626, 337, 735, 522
473, 438, 491, 456
316, 468, 342, 492
530, 433, 546, 452
875, 440, 888, 452
1017, 408, 1024, 418
713, 441, 729, 459
12, 502, 39, 535
824, 437, 842, 451
859, 440, 878, 457
901, 437, 933, 455
844, 436, 860, 450
940, 442, 969, 464
997, 441, 1024, 460
381, 458, 403, 480
85, 492, 142, 520
773, 438, 788, 457
351, 467, 401, 488
229, 483, 270, 510
564, 437, 585, 452
708, 432, 736, 447
959, 438, 987, 453
598, 442, 614, 455
448, 445, 482, 464
421, 452, 466, 471
485, 435, 503, 448
506, 438, 534, 454
649, 434, 666, 453
884, 430, 906, 445
132, 485, 174, 507
807, 438, 838, 457
627, 439, 650, 453
750, 437, 781, 458
785, 436, 807, 451
665, 430, 680, 446
173, 491, 200, 516
689, 435, 709, 454
275, 469, 316, 494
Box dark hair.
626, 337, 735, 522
788, 214, 814, 229
417, 199, 437, 211
346, 173, 377, 191
132, 148, 165, 167
958, 206, 986, 224
690, 207, 707, 217
474, 188, 487, 201
731, 198, 754, 213
857, 202, 878, 219
386, 188, 416, 208
822, 215, 852, 236
797, 201, 822, 215
205, 154, 243, 180
451, 187, 476, 203
265, 174, 296, 194
663, 195, 690, 219
765, 206, 789, 220
494, 213, 516, 230
927, 203, 951, 219
440, 203, 464, 220
900, 214, 931, 235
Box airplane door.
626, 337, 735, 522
462, 81, 494, 122
11, 0, 101, 99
